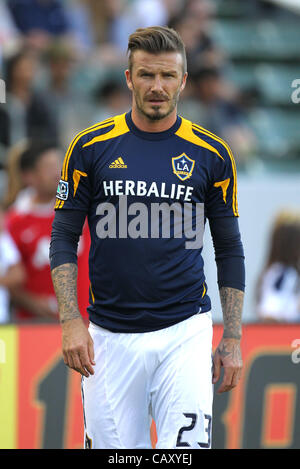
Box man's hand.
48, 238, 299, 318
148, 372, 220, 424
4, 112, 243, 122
212, 337, 242, 393
62, 317, 95, 378
51, 263, 95, 377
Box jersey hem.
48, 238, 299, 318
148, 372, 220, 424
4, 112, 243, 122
88, 307, 211, 333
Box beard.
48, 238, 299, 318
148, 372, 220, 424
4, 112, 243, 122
132, 85, 181, 121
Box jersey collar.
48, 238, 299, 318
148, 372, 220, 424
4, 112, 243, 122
125, 110, 182, 141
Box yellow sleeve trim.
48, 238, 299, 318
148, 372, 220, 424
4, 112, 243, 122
214, 178, 230, 204
192, 123, 239, 217
73, 169, 88, 197
202, 282, 206, 298
175, 117, 224, 161
89, 283, 95, 304
82, 113, 130, 148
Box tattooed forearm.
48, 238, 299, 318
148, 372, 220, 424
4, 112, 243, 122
219, 286, 244, 339
51, 263, 81, 323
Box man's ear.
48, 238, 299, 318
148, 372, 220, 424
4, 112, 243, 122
125, 69, 133, 91
180, 72, 188, 93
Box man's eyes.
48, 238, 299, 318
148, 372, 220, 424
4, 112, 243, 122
140, 73, 175, 78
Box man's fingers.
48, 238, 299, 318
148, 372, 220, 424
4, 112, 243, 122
88, 338, 96, 366
63, 350, 69, 367
231, 368, 242, 388
70, 351, 90, 377
66, 353, 76, 372
63, 346, 94, 377
79, 348, 95, 376
217, 367, 240, 393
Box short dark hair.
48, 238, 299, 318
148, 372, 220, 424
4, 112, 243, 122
127, 26, 187, 74
192, 67, 221, 83
94, 79, 124, 101
19, 140, 58, 172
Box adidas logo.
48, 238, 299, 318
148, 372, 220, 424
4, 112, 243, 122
109, 157, 127, 168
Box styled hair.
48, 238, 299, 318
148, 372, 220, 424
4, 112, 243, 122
127, 26, 187, 74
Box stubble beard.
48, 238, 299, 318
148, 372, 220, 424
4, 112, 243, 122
133, 86, 181, 122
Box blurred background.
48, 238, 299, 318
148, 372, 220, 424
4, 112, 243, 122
0, 0, 300, 449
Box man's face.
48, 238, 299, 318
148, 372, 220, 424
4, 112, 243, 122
125, 50, 187, 121
14, 55, 36, 88
25, 150, 62, 199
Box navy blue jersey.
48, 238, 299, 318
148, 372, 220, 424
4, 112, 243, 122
55, 111, 239, 332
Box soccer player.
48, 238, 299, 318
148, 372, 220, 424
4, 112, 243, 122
50, 26, 245, 449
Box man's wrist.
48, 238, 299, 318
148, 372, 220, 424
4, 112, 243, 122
60, 312, 82, 325
222, 332, 242, 340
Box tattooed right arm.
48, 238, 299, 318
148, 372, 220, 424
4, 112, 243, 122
212, 286, 244, 394
51, 263, 95, 377
51, 263, 81, 323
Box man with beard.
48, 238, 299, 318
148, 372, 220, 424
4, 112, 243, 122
50, 26, 245, 449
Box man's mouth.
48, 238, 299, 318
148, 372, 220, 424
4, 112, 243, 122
147, 98, 166, 104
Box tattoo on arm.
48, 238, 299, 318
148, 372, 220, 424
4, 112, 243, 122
219, 286, 244, 339
216, 342, 231, 358
51, 263, 81, 323
216, 341, 242, 364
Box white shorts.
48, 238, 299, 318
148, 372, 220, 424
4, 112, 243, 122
81, 312, 213, 449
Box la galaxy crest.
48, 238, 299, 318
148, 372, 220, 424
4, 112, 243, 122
172, 153, 195, 181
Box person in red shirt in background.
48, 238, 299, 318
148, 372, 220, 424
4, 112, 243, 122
6, 140, 90, 321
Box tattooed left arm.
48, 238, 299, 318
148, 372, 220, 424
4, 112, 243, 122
213, 286, 244, 393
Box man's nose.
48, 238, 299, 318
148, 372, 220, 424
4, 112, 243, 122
150, 75, 164, 92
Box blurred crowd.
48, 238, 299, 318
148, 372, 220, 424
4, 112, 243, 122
0, 0, 298, 324
256, 210, 300, 323
0, 0, 257, 167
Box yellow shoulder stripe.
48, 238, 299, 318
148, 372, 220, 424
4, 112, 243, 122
61, 119, 114, 181
57, 119, 114, 209
192, 123, 239, 216
56, 115, 128, 210
175, 117, 224, 161
82, 113, 129, 148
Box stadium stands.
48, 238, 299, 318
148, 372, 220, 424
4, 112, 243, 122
213, 0, 300, 164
